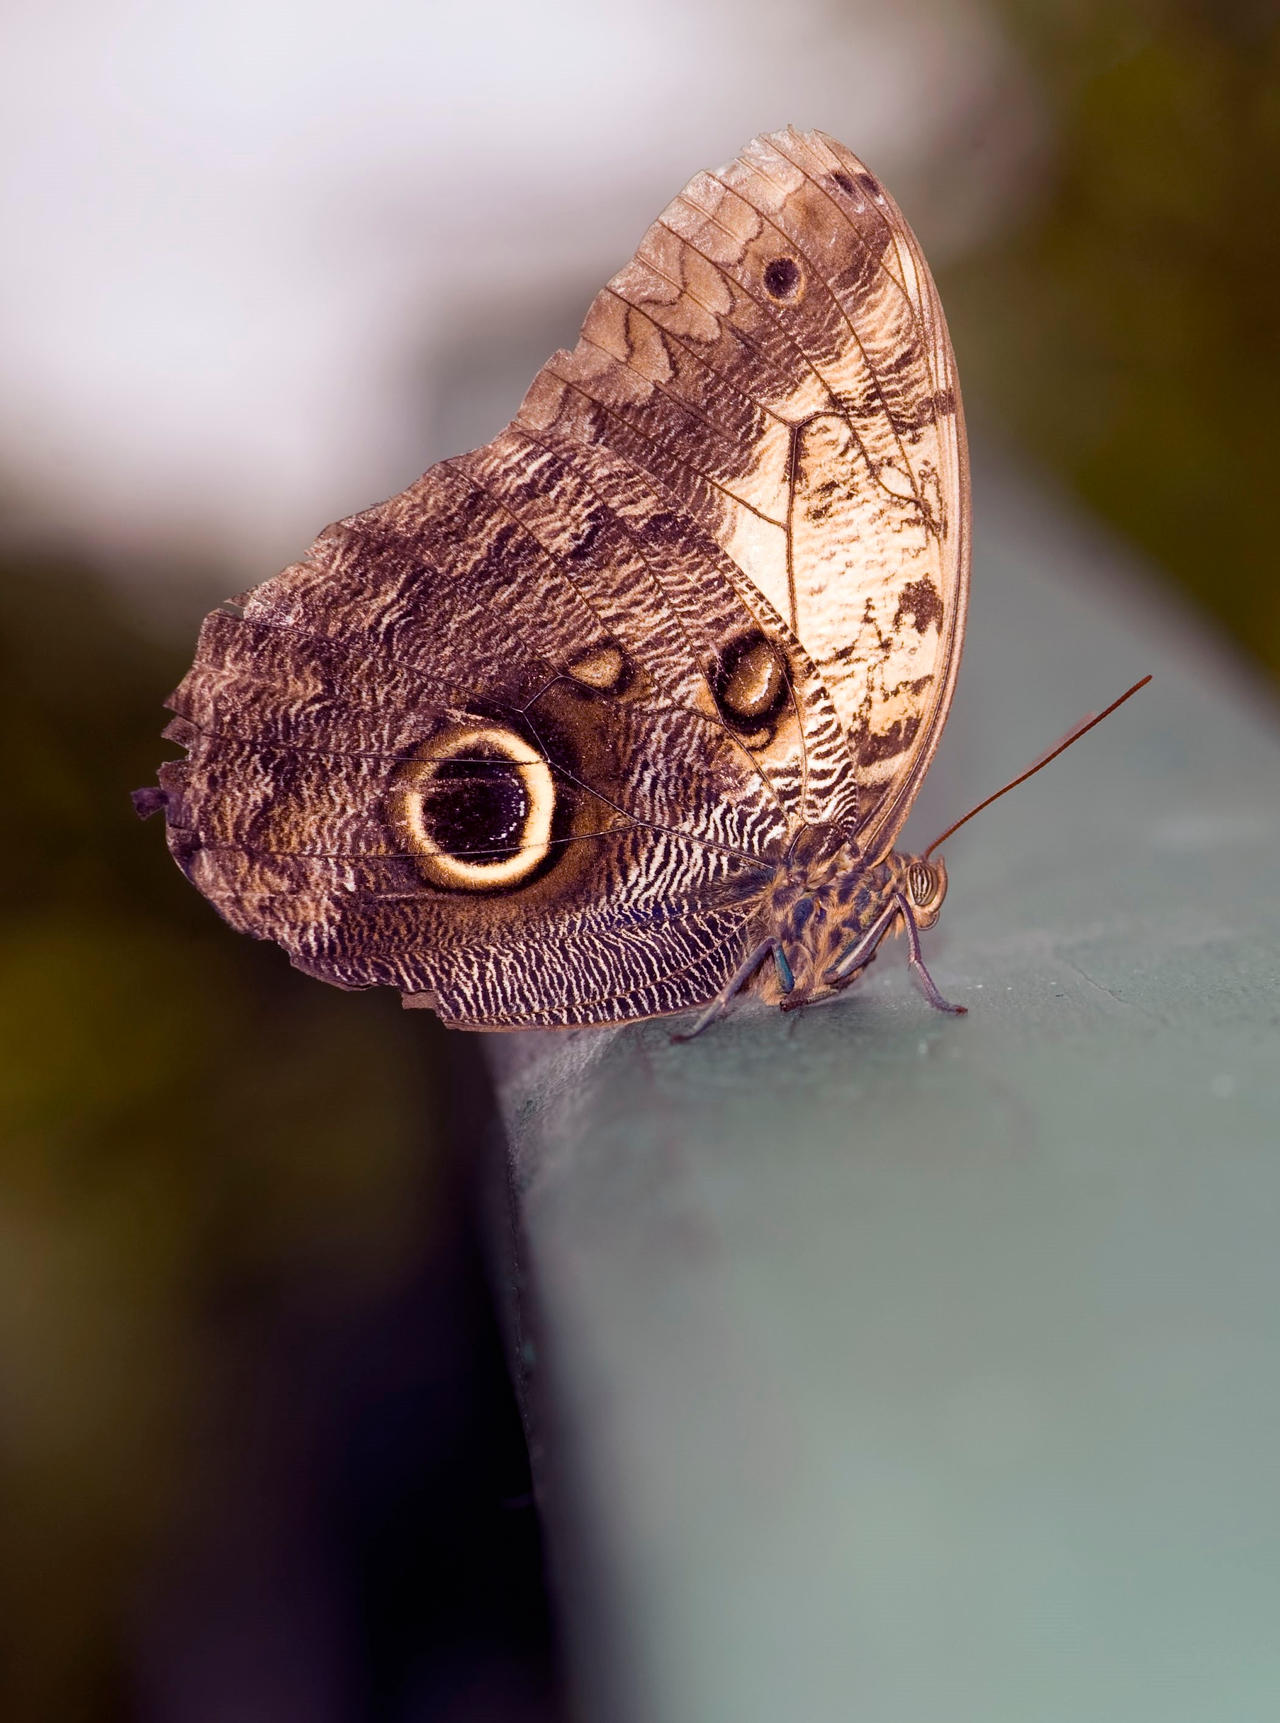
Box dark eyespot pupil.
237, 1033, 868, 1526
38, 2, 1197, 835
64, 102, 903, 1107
424, 749, 528, 862
763, 256, 801, 299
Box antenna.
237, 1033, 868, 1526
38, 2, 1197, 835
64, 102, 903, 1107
922, 675, 1152, 862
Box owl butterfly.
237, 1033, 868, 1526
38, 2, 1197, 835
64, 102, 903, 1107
138, 128, 1137, 1035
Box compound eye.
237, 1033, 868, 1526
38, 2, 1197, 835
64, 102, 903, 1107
907, 860, 939, 908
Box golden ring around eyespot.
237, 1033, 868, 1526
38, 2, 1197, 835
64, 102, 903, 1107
390, 724, 555, 891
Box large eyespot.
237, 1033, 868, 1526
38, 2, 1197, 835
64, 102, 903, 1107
389, 724, 556, 892
713, 631, 789, 736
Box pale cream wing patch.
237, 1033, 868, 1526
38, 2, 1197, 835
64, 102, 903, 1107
762, 130, 969, 855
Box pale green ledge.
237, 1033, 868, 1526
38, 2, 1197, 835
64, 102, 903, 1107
484, 454, 1280, 1723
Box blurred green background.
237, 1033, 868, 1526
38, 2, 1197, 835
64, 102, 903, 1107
949, 0, 1280, 679
1, 2, 1276, 1719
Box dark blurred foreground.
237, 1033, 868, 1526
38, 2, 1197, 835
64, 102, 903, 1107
0, 557, 562, 1720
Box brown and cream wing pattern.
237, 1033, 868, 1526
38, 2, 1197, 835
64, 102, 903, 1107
521, 125, 969, 858
150, 127, 968, 1028
159, 460, 799, 1025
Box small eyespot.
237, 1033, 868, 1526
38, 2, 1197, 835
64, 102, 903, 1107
713, 632, 789, 733
762, 256, 802, 301
389, 723, 556, 892
829, 170, 856, 197
568, 642, 629, 695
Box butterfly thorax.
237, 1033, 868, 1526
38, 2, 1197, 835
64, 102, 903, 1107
756, 825, 948, 1007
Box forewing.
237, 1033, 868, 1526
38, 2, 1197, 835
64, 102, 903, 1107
520, 125, 969, 857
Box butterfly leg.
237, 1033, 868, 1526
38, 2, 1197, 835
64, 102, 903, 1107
823, 900, 898, 988
893, 892, 966, 1015
671, 937, 778, 1042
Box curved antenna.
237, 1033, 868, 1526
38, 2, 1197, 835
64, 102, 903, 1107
922, 675, 1152, 862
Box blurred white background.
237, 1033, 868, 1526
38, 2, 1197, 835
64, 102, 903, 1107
0, 0, 1042, 598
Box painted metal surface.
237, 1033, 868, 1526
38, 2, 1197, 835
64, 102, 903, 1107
488, 455, 1280, 1723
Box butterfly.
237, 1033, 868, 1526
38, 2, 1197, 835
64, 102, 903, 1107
136, 127, 973, 1035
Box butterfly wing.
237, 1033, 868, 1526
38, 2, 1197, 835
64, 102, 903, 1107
524, 125, 970, 860
153, 128, 967, 1026
159, 444, 838, 1025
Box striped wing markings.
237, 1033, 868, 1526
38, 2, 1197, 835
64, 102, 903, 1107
164, 724, 776, 875
293, 848, 765, 1006
175, 831, 768, 932
520, 346, 868, 828
541, 127, 954, 817
720, 135, 932, 513
505, 417, 858, 830
175, 796, 769, 986
431, 900, 763, 1028
446, 434, 800, 829
166, 637, 790, 874
711, 162, 928, 497
175, 464, 804, 860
